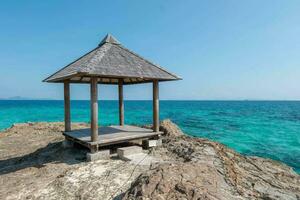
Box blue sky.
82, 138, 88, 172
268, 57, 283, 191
0, 0, 299, 100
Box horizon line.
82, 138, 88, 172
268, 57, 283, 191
1, 99, 300, 101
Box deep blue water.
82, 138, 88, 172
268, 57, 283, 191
0, 100, 299, 173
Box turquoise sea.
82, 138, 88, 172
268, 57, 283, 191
0, 100, 299, 173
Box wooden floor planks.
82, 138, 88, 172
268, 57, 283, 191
63, 125, 161, 147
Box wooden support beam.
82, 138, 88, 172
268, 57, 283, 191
64, 81, 71, 132
153, 80, 159, 132
118, 79, 124, 126
90, 77, 99, 143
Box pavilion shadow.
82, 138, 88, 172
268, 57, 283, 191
0, 141, 87, 176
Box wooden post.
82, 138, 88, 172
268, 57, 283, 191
90, 77, 98, 142
118, 79, 124, 126
153, 80, 159, 132
64, 81, 71, 132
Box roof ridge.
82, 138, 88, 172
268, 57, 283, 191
116, 44, 181, 79
98, 34, 120, 46
43, 46, 99, 82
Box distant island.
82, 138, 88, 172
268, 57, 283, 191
0, 96, 55, 100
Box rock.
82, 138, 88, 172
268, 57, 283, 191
1, 121, 300, 200
0, 122, 151, 200
123, 120, 300, 200
160, 119, 184, 137
123, 163, 241, 199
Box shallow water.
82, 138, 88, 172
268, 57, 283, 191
0, 100, 299, 173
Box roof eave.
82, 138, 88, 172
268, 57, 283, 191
43, 72, 89, 83
86, 72, 181, 81
44, 74, 181, 83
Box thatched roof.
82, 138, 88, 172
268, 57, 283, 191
43, 34, 181, 84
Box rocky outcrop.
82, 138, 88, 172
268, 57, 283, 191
160, 119, 184, 137
0, 120, 299, 200
123, 120, 300, 200
0, 123, 150, 200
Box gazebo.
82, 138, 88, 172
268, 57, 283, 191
43, 34, 181, 154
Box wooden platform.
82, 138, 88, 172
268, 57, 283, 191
63, 125, 162, 148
